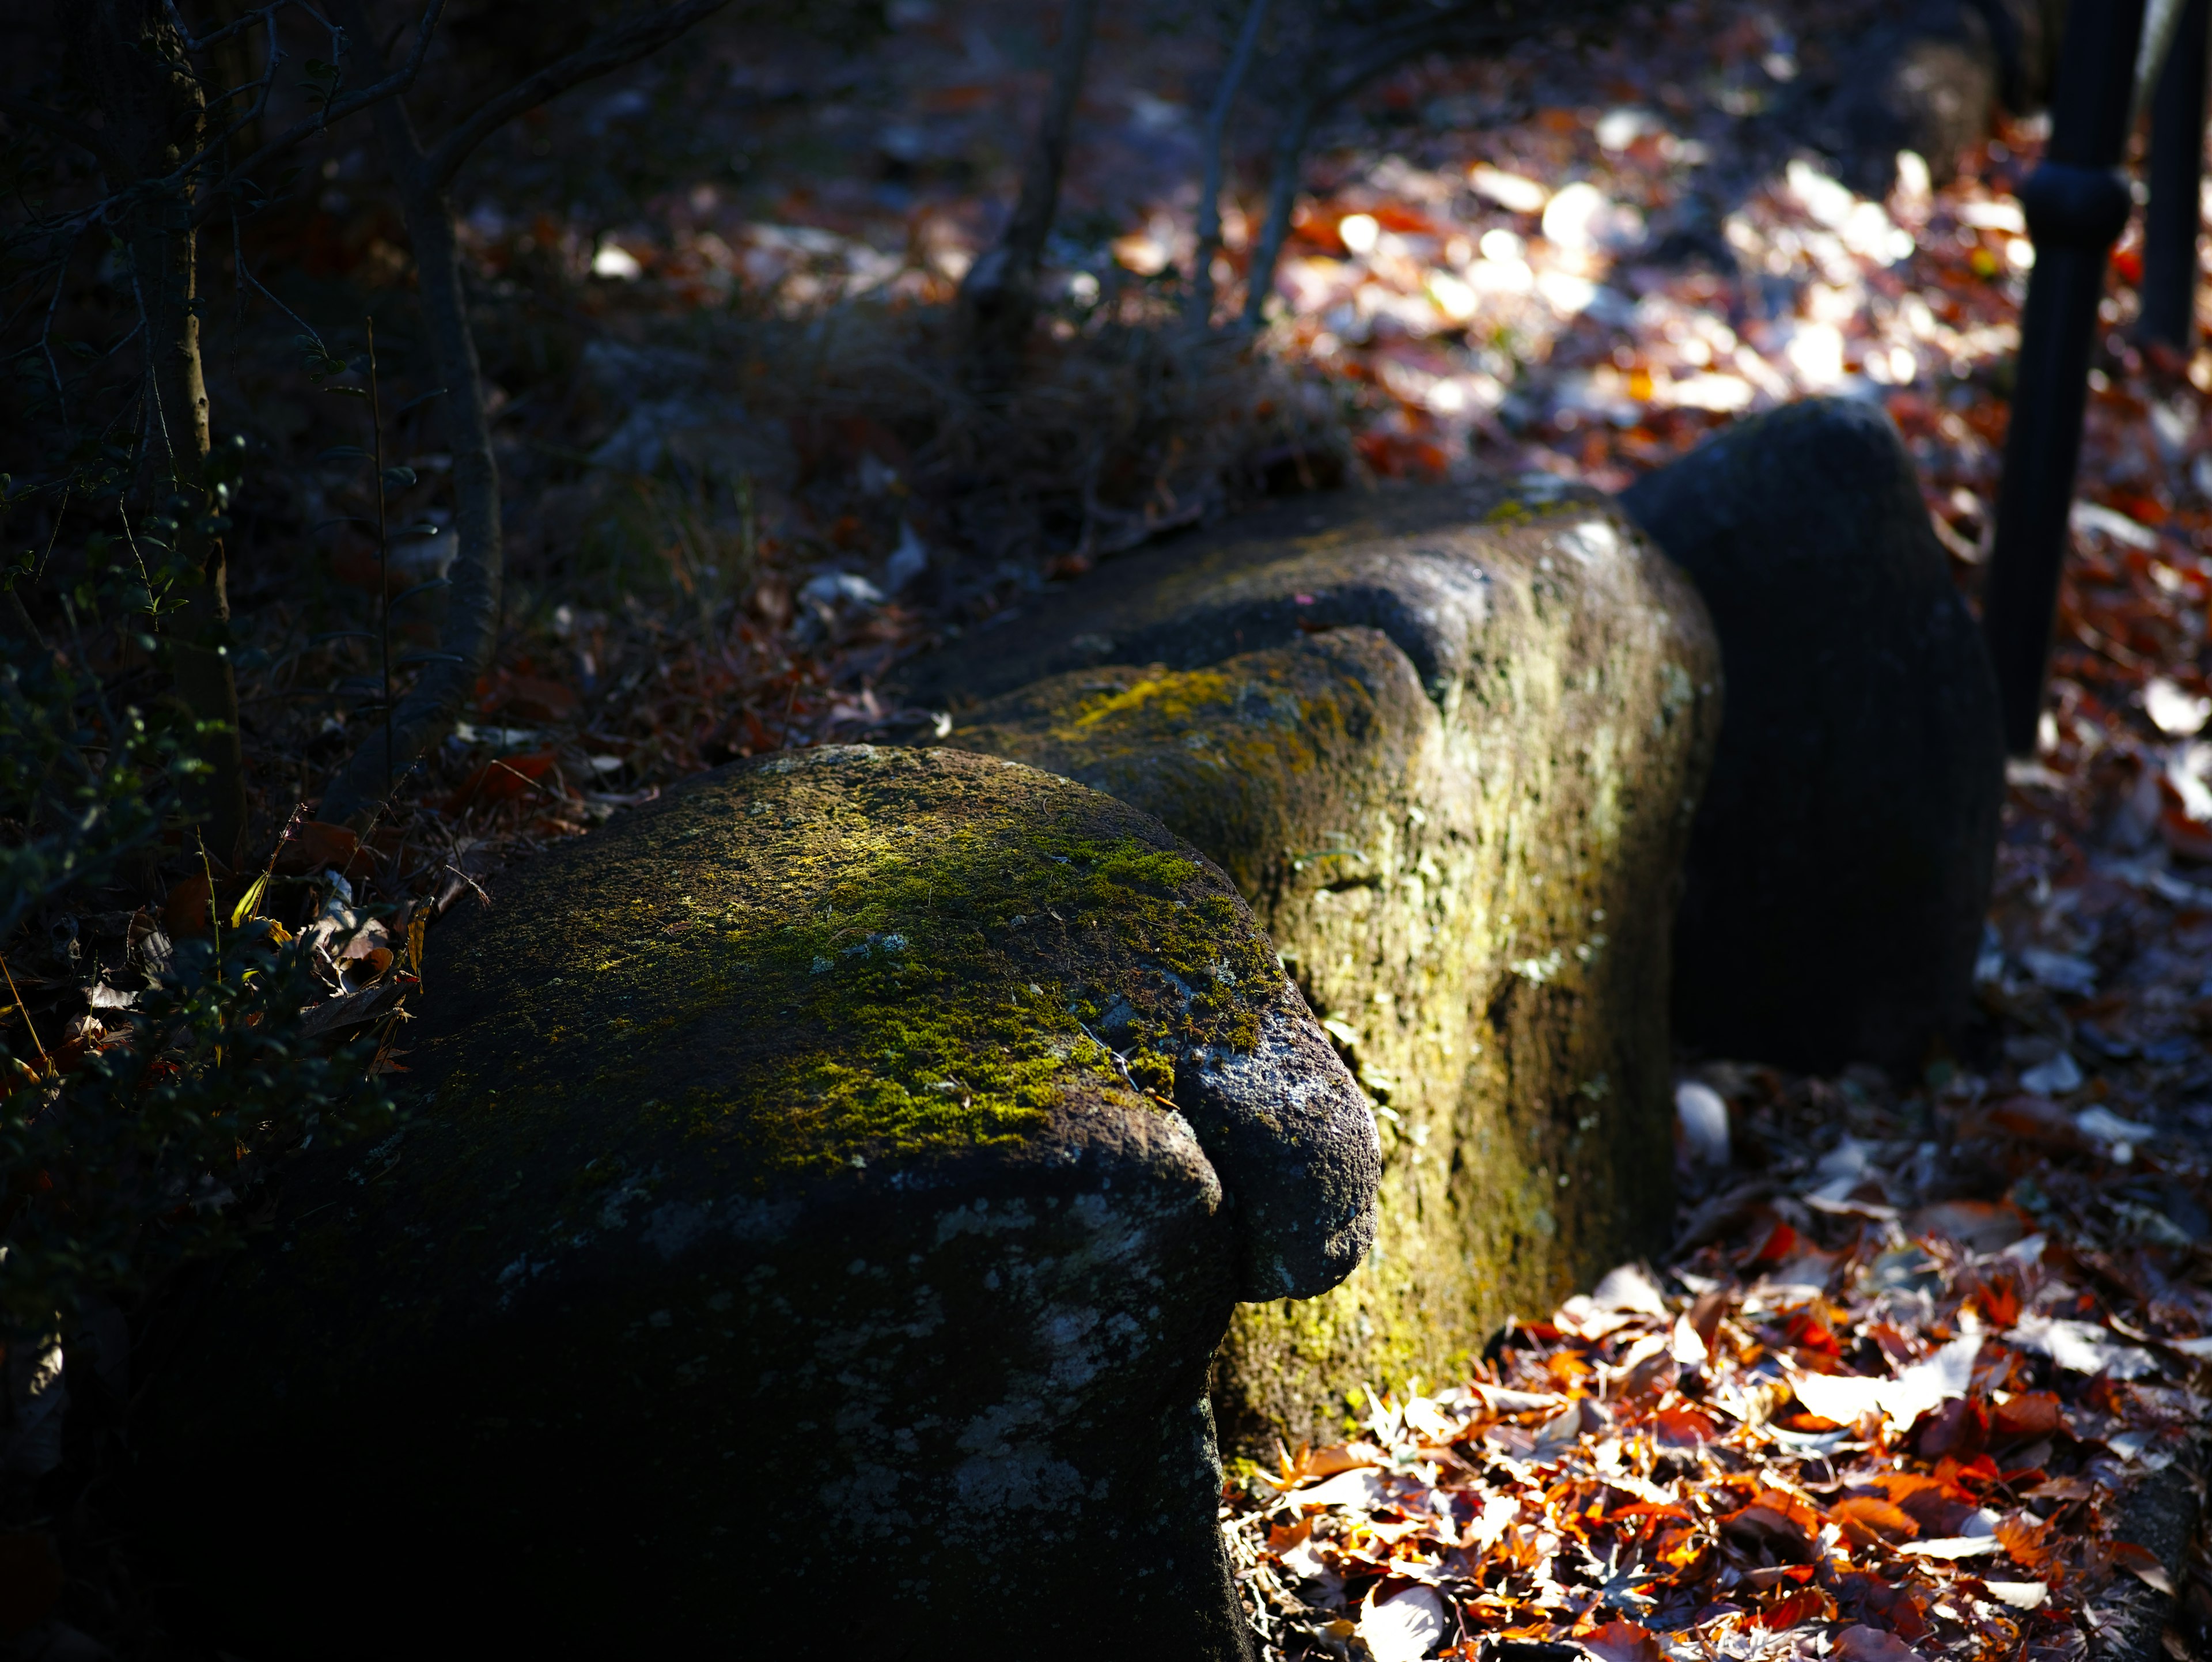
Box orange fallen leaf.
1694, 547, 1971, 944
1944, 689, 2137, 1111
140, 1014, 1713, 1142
1832, 1625, 1926, 1662
2112, 1540, 2175, 1595
1830, 1496, 1919, 1542
1575, 1617, 1665, 1662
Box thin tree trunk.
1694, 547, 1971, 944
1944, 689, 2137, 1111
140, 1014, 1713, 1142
317, 1, 502, 831
1186, 0, 1272, 331
1240, 95, 1316, 332
68, 0, 248, 865
317, 0, 736, 826
958, 0, 1101, 385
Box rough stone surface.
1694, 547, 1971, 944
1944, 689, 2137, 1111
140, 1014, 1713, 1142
1812, 0, 2056, 196
1620, 397, 2005, 1076
899, 481, 1722, 1451
135, 746, 1376, 1659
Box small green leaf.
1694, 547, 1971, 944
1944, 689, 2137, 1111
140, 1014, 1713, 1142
230, 870, 271, 929
381, 466, 418, 490
395, 387, 449, 415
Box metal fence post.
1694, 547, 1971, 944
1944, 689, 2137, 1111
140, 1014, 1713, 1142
2141, 0, 2210, 351
1980, 0, 2151, 754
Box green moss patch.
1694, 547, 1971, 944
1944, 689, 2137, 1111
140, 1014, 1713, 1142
419, 748, 1285, 1187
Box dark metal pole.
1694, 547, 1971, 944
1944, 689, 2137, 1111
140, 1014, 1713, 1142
2141, 0, 2210, 351
1981, 0, 2150, 755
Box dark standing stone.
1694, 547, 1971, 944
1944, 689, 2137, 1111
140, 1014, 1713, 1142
1813, 0, 2058, 195
1621, 396, 2005, 1074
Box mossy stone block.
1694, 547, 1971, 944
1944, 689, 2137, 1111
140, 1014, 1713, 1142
900, 481, 1722, 1451
135, 746, 1375, 1658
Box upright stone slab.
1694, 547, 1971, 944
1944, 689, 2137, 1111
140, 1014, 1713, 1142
1620, 397, 2005, 1075
896, 481, 1722, 1450
134, 747, 1376, 1659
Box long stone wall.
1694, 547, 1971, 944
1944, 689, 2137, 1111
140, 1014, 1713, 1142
900, 478, 1722, 1449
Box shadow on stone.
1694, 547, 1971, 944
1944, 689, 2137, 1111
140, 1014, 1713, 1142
133, 747, 1375, 1659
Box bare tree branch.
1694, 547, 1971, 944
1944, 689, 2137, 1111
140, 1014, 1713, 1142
0, 95, 130, 179
316, 0, 733, 826
1187, 0, 1274, 330
1240, 2, 1630, 329
191, 0, 446, 226
161, 0, 291, 54
957, 0, 1101, 384
317, 0, 494, 829
423, 0, 736, 188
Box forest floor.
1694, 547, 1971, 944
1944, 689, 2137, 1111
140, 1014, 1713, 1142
13, 0, 2212, 1656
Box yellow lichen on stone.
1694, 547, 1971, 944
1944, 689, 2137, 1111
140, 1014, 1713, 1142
422, 748, 1286, 1188
937, 490, 1723, 1452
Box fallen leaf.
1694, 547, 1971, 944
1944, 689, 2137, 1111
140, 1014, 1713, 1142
1360, 1583, 1447, 1662
2113, 1541, 2176, 1596
1834, 1625, 1927, 1662
1577, 1618, 1666, 1662
275, 819, 373, 879
447, 751, 559, 813
1831, 1496, 1919, 1542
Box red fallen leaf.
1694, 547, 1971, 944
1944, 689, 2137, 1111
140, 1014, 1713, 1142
1908, 1198, 2029, 1252
273, 819, 377, 880
1354, 430, 1450, 479
1896, 1487, 1976, 1537
446, 752, 557, 814
1605, 1501, 1692, 1524
1996, 1510, 2058, 1570
1370, 203, 1445, 236
2108, 489, 2166, 527
481, 673, 579, 724
0, 1532, 62, 1637
1688, 1288, 1728, 1351
1991, 1391, 2063, 1442
1653, 1402, 1719, 1445
1971, 1275, 2021, 1328
1785, 1311, 1842, 1358
1741, 1565, 1817, 1589
164, 874, 213, 937
1915, 1395, 1988, 1462
1830, 1496, 1919, 1542
1721, 1491, 1821, 1563
2158, 805, 2212, 863
1833, 1625, 1927, 1662
1575, 1617, 1665, 1662
1742, 1218, 1799, 1265
1759, 1586, 1838, 1630
1302, 1443, 1382, 1479
2112, 1540, 2176, 1595
1969, 1097, 2091, 1156
1933, 1453, 2003, 1489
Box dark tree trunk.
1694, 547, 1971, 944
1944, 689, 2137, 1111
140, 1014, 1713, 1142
957, 0, 1100, 387
317, 0, 505, 831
